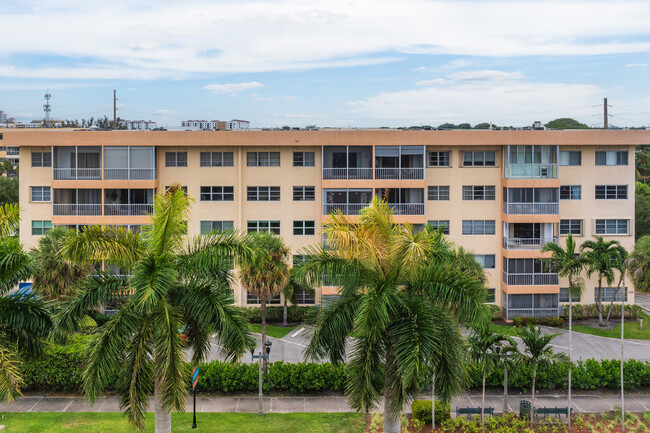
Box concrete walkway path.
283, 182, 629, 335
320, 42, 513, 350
1, 392, 648, 414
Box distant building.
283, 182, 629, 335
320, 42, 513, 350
227, 119, 250, 130
119, 120, 157, 130
181, 119, 249, 130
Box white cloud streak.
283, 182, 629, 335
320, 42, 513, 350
203, 82, 263, 94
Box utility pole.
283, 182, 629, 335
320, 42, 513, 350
43, 91, 51, 128
604, 98, 608, 129
113, 90, 117, 130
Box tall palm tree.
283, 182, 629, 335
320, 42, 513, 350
468, 324, 513, 431
0, 204, 52, 401
627, 235, 650, 294
581, 237, 623, 326
59, 187, 253, 433
240, 232, 290, 372
604, 245, 629, 325
542, 234, 585, 425
295, 198, 487, 433
30, 226, 92, 301
517, 324, 567, 428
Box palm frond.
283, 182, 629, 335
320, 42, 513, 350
346, 331, 386, 412
0, 204, 20, 238
0, 237, 32, 294
63, 225, 145, 267
129, 253, 177, 312
148, 187, 192, 257
0, 292, 52, 356
0, 344, 23, 401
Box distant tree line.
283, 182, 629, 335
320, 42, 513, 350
61, 115, 127, 130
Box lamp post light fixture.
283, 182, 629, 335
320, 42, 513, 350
251, 340, 272, 416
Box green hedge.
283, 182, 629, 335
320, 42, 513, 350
236, 306, 319, 324
411, 399, 451, 425
559, 304, 641, 320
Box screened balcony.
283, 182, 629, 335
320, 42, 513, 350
104, 146, 156, 180
502, 187, 559, 215
374, 146, 424, 180
375, 188, 425, 215
502, 222, 557, 250
53, 189, 102, 216
322, 146, 372, 180
53, 146, 101, 180
104, 189, 154, 216
502, 292, 559, 320
323, 189, 372, 215
504, 145, 558, 179
502, 257, 558, 286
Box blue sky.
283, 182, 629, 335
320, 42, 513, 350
2, 0, 650, 128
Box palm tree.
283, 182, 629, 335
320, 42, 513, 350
581, 237, 623, 326
517, 324, 567, 428
604, 245, 629, 325
0, 204, 52, 401
240, 232, 290, 372
30, 226, 92, 301
59, 187, 253, 433
295, 198, 487, 433
281, 269, 314, 327
542, 234, 586, 425
627, 236, 650, 294
468, 323, 513, 431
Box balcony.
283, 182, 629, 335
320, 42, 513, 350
322, 168, 372, 180
53, 204, 102, 216
375, 168, 424, 180
503, 307, 559, 321
323, 203, 368, 215
502, 292, 560, 320
322, 145, 373, 180
504, 145, 558, 179
502, 236, 558, 250
503, 202, 559, 215
104, 204, 153, 216
374, 145, 425, 180
53, 146, 102, 180
104, 146, 156, 180
104, 168, 156, 180
53, 168, 102, 180
104, 189, 155, 216
387, 203, 424, 215
502, 272, 559, 285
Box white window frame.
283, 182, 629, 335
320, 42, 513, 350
427, 186, 450, 201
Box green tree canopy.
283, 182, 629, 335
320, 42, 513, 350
544, 118, 589, 129
628, 235, 650, 294
0, 177, 18, 205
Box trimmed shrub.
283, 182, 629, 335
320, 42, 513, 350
78, 315, 98, 334
541, 317, 564, 327
411, 399, 451, 425
561, 304, 640, 320
237, 306, 318, 324
512, 317, 525, 327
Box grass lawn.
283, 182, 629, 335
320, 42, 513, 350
491, 323, 521, 337
249, 323, 298, 339
645, 411, 650, 425
570, 312, 650, 340
0, 412, 365, 433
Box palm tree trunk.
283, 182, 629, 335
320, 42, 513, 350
597, 277, 604, 326
383, 392, 401, 433
481, 369, 486, 432
283, 301, 288, 327
261, 296, 268, 373
568, 297, 572, 428
530, 365, 536, 429
154, 378, 172, 433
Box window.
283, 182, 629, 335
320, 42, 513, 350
427, 186, 450, 201
428, 151, 449, 167
294, 289, 315, 304
293, 152, 315, 167
247, 291, 281, 305
6, 147, 18, 156
293, 186, 315, 201
462, 185, 495, 200
293, 220, 315, 236
200, 221, 234, 234
32, 220, 52, 235
165, 152, 187, 167
462, 220, 495, 235
31, 152, 51, 167
560, 219, 582, 235
560, 185, 581, 200
31, 186, 51, 202
473, 254, 496, 269
200, 152, 234, 167
595, 185, 627, 200
595, 219, 628, 235
247, 152, 280, 167
486, 288, 496, 303
200, 186, 234, 201
595, 150, 628, 166
560, 288, 581, 303
247, 221, 280, 235
560, 151, 581, 166
595, 287, 627, 302
247, 186, 280, 201
463, 151, 496, 167
427, 220, 449, 235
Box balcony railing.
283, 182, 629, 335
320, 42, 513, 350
53, 168, 101, 180
323, 203, 369, 215
322, 168, 372, 180
502, 236, 558, 250
507, 163, 558, 179
503, 307, 559, 321
502, 272, 559, 285
375, 168, 424, 180
104, 168, 156, 180
387, 203, 425, 215
52, 204, 102, 216
104, 204, 153, 216
503, 202, 559, 215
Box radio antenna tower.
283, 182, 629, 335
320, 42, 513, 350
43, 91, 52, 128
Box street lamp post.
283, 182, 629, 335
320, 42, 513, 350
251, 340, 272, 416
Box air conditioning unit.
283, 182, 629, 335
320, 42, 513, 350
540, 166, 548, 177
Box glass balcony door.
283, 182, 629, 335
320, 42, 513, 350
322, 146, 372, 179
375, 146, 424, 179
323, 189, 372, 215
104, 189, 154, 216
53, 189, 102, 215
104, 146, 156, 180
53, 146, 101, 180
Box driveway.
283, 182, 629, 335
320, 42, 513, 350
637, 292, 650, 314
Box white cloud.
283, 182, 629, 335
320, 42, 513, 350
203, 81, 263, 94
625, 63, 647, 67
440, 59, 471, 69
449, 70, 525, 81
1, 1, 650, 79
416, 78, 449, 86
412, 66, 427, 71
154, 109, 179, 116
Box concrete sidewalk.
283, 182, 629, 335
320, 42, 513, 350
1, 393, 648, 414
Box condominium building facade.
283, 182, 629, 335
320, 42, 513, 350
7, 129, 647, 318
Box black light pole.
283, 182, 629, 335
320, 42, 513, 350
251, 340, 272, 416
192, 365, 199, 429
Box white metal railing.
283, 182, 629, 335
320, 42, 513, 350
53, 168, 101, 180
375, 168, 424, 180
503, 202, 559, 215
323, 203, 369, 215
104, 204, 153, 216
103, 309, 119, 316
503, 307, 559, 321
502, 272, 559, 286
104, 168, 156, 180
387, 203, 425, 215
52, 204, 102, 216
507, 163, 558, 179
322, 168, 372, 180
502, 237, 558, 250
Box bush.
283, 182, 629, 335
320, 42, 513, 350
92, 313, 111, 327
411, 399, 451, 425
487, 305, 502, 321
561, 304, 640, 320
78, 315, 98, 334
237, 306, 318, 324
541, 317, 564, 327
512, 317, 525, 327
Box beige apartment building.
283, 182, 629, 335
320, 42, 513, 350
4, 128, 649, 319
